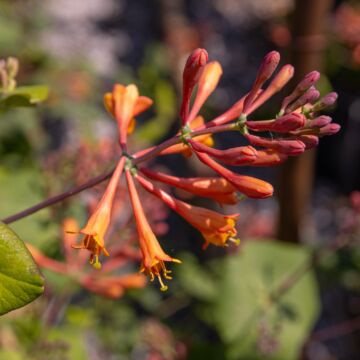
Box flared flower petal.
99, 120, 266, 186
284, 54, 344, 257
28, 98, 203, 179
126, 170, 181, 291
136, 175, 240, 249
103, 84, 153, 146
72, 157, 125, 269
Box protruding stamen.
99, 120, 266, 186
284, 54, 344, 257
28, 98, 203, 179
91, 254, 102, 270
228, 237, 241, 246
157, 275, 168, 292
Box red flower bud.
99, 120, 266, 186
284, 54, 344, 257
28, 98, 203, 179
180, 49, 208, 123
190, 140, 258, 166
249, 150, 288, 166
295, 135, 319, 149
308, 115, 332, 128
318, 123, 341, 136
312, 92, 338, 112
245, 133, 306, 155
281, 71, 320, 111
243, 51, 280, 114
246, 64, 294, 115
246, 113, 305, 133
285, 86, 320, 113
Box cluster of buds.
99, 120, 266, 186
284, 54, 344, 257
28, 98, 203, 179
27, 219, 146, 299
70, 48, 340, 291
0, 57, 19, 94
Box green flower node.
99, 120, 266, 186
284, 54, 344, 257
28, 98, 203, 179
124, 156, 137, 175
180, 125, 192, 145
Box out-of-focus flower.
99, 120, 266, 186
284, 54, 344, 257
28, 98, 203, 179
103, 84, 153, 144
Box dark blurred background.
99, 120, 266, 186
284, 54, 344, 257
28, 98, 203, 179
0, 0, 360, 359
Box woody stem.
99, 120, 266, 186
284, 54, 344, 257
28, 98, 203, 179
1, 123, 237, 224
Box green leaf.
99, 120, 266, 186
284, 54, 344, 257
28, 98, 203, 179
176, 253, 218, 301
0, 85, 48, 112
207, 240, 320, 360
11, 85, 49, 103
0, 222, 44, 315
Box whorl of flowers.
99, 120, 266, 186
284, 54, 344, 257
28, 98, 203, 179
71, 48, 340, 290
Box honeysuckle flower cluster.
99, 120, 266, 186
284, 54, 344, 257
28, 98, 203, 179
71, 48, 340, 291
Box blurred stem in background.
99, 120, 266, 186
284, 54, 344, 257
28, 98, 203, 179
277, 0, 333, 243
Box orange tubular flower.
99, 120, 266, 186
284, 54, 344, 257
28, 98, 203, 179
160, 116, 214, 157
136, 175, 240, 249
125, 170, 181, 291
193, 150, 274, 199
72, 157, 126, 269
103, 84, 153, 146
140, 167, 238, 205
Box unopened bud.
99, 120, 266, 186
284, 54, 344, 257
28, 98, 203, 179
249, 150, 288, 166
180, 48, 208, 124
308, 115, 332, 128
295, 135, 319, 149
312, 92, 338, 112
245, 133, 305, 155
186, 61, 223, 124
243, 51, 280, 114
285, 86, 320, 113
272, 113, 305, 132
245, 64, 294, 115
190, 140, 258, 166
257, 51, 281, 84
183, 48, 208, 87
297, 71, 321, 92
318, 123, 341, 136
246, 113, 305, 133
281, 71, 320, 111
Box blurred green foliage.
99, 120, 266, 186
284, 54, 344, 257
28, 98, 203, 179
177, 240, 320, 360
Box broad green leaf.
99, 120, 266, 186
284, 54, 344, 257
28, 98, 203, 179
10, 85, 49, 103
206, 240, 320, 360
176, 253, 217, 301
0, 222, 44, 315
0, 85, 48, 112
